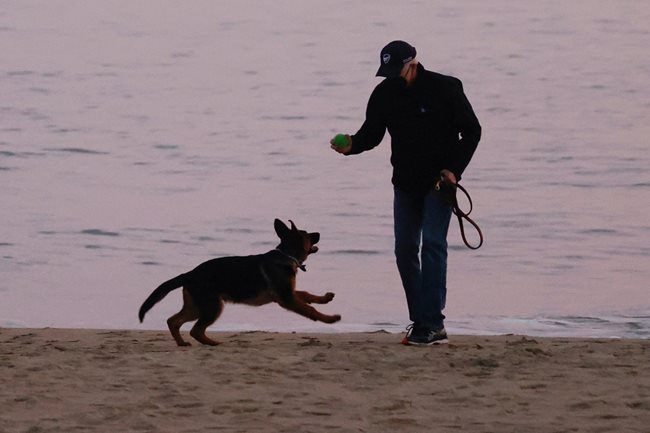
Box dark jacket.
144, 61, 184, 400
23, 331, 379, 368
349, 63, 481, 194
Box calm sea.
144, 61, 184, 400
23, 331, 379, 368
2, 1, 649, 338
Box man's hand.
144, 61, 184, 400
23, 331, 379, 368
330, 134, 352, 155
440, 169, 457, 185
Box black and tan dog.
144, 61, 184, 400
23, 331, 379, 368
138, 219, 340, 346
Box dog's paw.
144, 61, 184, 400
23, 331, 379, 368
323, 292, 335, 303
327, 314, 342, 323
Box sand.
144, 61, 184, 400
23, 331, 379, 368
1, 328, 649, 433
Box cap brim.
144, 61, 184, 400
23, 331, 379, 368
376, 63, 402, 78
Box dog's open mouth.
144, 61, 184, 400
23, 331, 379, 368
310, 246, 319, 253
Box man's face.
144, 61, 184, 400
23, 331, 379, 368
400, 62, 416, 86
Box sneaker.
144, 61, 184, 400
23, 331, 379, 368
403, 325, 448, 346
400, 324, 417, 345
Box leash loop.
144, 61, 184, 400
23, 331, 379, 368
435, 180, 484, 250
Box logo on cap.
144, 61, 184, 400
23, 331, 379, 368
382, 53, 391, 65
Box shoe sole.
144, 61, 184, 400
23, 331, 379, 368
401, 337, 449, 346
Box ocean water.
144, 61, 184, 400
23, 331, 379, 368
1, 1, 649, 338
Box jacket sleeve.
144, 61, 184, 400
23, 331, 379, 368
348, 85, 387, 155
447, 79, 481, 178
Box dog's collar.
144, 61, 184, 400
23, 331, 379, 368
274, 249, 307, 272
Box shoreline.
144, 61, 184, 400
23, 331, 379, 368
2, 328, 649, 432
3, 316, 648, 340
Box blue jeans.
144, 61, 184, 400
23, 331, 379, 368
394, 187, 452, 331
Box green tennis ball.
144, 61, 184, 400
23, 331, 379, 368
332, 134, 349, 148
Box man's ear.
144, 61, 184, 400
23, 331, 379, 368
274, 219, 290, 239
310, 232, 320, 245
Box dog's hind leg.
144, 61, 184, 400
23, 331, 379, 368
167, 288, 200, 346
190, 298, 224, 346
295, 290, 335, 304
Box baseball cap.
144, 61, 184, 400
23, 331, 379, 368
376, 40, 417, 78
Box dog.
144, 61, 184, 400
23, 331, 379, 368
138, 219, 340, 346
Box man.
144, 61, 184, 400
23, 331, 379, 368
330, 40, 481, 346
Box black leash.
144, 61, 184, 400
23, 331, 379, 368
435, 180, 484, 250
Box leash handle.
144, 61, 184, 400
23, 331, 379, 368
454, 183, 473, 215
436, 180, 483, 250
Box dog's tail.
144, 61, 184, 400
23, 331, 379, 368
138, 274, 187, 323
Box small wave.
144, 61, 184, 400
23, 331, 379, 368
50, 147, 109, 155
0, 319, 26, 327
556, 316, 609, 324
170, 51, 194, 59
321, 81, 347, 87
326, 249, 382, 256
81, 229, 120, 237
489, 314, 650, 339
369, 321, 401, 327
579, 228, 617, 235
0, 150, 46, 158
154, 144, 179, 150
7, 70, 34, 77
194, 236, 218, 242
223, 228, 256, 234
259, 115, 307, 121
30, 87, 50, 95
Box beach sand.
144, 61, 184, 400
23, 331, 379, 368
1, 328, 649, 432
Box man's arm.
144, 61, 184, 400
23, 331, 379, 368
447, 79, 481, 179
346, 86, 387, 155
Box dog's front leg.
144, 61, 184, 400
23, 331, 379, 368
295, 290, 335, 304
279, 298, 341, 323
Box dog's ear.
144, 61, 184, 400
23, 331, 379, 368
310, 232, 320, 245
274, 219, 291, 239
289, 220, 298, 232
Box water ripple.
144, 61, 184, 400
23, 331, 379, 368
81, 229, 120, 237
